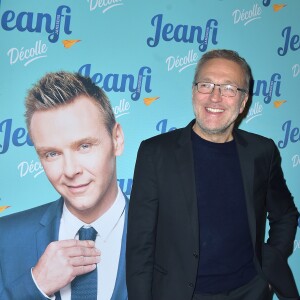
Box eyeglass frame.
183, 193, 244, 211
193, 81, 248, 97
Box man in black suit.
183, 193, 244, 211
126, 49, 299, 300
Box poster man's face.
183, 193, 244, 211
30, 96, 124, 223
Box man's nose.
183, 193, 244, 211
210, 85, 222, 102
63, 154, 81, 178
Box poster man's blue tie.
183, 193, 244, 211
71, 226, 98, 300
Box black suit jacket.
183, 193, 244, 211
126, 120, 299, 300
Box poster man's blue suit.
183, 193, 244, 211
0, 197, 128, 300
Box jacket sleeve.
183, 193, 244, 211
0, 267, 49, 300
265, 142, 299, 256
263, 140, 299, 298
0, 215, 50, 300
126, 141, 158, 300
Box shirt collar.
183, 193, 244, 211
61, 186, 125, 239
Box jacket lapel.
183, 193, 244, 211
36, 198, 64, 300
174, 120, 199, 243
36, 198, 64, 257
234, 130, 256, 247
110, 194, 129, 300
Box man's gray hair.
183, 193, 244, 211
193, 49, 252, 92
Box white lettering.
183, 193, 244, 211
87, 0, 123, 12
165, 49, 198, 72
246, 101, 263, 123
232, 3, 262, 26
113, 99, 130, 118
294, 240, 300, 251
292, 64, 300, 77
7, 40, 48, 66
292, 154, 300, 167
18, 160, 44, 178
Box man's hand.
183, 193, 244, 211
32, 240, 100, 296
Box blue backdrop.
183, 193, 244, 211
0, 0, 299, 295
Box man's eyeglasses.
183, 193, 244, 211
194, 82, 247, 97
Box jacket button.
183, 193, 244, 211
193, 252, 199, 259
188, 282, 194, 288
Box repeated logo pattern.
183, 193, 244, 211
0, 2, 299, 293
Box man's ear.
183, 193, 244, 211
239, 93, 249, 114
112, 123, 124, 156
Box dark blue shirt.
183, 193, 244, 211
192, 130, 257, 294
